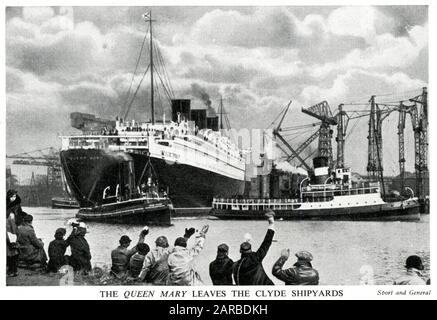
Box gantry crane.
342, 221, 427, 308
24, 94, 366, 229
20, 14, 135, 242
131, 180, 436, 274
7, 147, 62, 185
366, 96, 397, 197
408, 87, 428, 200
302, 100, 337, 168
397, 102, 408, 194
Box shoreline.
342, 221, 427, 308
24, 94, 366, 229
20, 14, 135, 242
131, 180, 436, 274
6, 267, 152, 286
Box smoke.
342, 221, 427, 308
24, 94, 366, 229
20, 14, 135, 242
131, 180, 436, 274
191, 83, 211, 107
102, 150, 133, 162
275, 161, 308, 176
190, 83, 217, 117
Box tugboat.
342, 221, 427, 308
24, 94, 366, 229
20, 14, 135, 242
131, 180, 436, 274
211, 157, 421, 221
76, 158, 172, 225
51, 197, 80, 209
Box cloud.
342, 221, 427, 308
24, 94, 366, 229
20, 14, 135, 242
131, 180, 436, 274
190, 8, 300, 48
300, 69, 426, 109
327, 6, 395, 40
310, 23, 428, 78
22, 7, 55, 24
6, 18, 104, 77
5, 6, 428, 175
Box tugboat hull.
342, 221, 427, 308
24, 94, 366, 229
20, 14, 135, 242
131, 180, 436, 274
76, 198, 172, 225
211, 199, 421, 221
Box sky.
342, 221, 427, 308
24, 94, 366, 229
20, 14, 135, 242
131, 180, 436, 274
5, 6, 428, 175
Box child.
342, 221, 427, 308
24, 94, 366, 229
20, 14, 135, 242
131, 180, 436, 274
129, 243, 150, 278
47, 228, 69, 273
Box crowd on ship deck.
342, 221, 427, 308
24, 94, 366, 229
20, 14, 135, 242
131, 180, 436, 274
6, 190, 430, 286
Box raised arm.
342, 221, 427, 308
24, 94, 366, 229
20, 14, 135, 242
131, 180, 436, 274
127, 227, 148, 257
272, 249, 295, 283
188, 225, 208, 258
256, 214, 275, 261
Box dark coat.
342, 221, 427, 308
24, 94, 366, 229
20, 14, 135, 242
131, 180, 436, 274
17, 224, 47, 265
272, 258, 319, 285
7, 195, 26, 226
111, 246, 137, 274
47, 239, 69, 272
209, 255, 234, 285
232, 228, 275, 285
129, 252, 146, 278
67, 234, 91, 272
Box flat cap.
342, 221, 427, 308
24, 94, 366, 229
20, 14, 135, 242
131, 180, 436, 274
240, 241, 252, 253
217, 243, 229, 253
295, 250, 313, 261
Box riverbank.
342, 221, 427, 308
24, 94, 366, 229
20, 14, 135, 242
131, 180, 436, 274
6, 267, 148, 286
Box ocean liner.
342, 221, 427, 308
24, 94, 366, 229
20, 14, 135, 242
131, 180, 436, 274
59, 12, 246, 210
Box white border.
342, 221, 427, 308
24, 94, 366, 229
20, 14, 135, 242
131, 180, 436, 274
0, 0, 434, 300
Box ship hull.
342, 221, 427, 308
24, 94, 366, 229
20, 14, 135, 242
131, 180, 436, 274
76, 198, 172, 225
51, 197, 80, 209
60, 149, 245, 209
211, 200, 421, 221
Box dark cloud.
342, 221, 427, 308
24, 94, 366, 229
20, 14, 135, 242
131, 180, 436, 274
379, 6, 428, 36
7, 26, 100, 76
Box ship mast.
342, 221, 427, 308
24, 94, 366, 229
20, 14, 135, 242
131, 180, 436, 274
148, 11, 155, 124
219, 96, 223, 130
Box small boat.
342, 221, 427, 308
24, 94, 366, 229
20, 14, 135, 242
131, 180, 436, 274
76, 158, 173, 225
51, 197, 80, 209
76, 193, 172, 225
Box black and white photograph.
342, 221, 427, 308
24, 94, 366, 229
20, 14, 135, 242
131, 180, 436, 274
1, 1, 433, 302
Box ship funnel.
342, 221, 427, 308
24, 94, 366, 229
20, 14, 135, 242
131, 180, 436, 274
171, 99, 191, 123
313, 156, 329, 184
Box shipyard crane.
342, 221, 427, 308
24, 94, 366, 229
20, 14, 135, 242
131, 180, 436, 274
335, 104, 349, 168
285, 128, 321, 162
272, 101, 313, 172
7, 147, 61, 185
301, 101, 337, 168
397, 102, 408, 194
366, 96, 397, 198
408, 87, 428, 200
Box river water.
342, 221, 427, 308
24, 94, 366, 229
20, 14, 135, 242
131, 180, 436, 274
24, 207, 430, 285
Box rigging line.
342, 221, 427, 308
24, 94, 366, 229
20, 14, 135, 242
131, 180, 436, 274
121, 27, 149, 117
281, 128, 317, 137
123, 64, 150, 120
152, 43, 173, 100
345, 117, 362, 142
156, 45, 175, 98
268, 105, 289, 129
152, 45, 174, 103
374, 99, 416, 104
153, 64, 173, 103
281, 123, 320, 131
342, 87, 424, 104
154, 76, 162, 110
